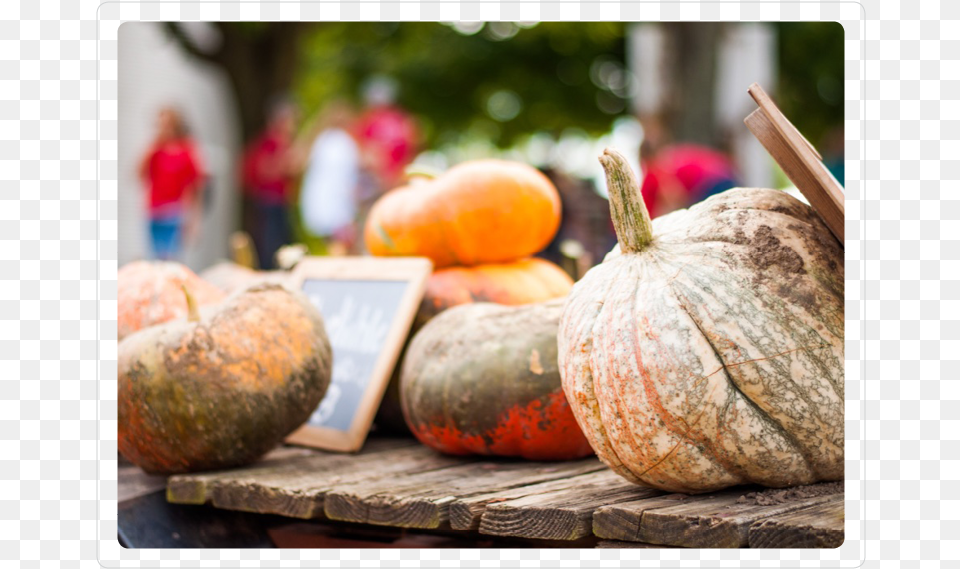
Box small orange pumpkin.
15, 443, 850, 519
118, 261, 225, 341
364, 160, 562, 268
416, 257, 574, 328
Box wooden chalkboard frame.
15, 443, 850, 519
285, 256, 433, 452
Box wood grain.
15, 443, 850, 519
165, 439, 441, 519
324, 458, 605, 529
596, 540, 676, 549
449, 467, 614, 530
478, 475, 654, 540
165, 440, 845, 547
593, 493, 715, 542
636, 487, 843, 548
748, 495, 844, 548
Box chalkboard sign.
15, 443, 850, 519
285, 256, 432, 452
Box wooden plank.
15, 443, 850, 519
324, 458, 605, 529
635, 483, 843, 548
593, 493, 716, 542
450, 468, 616, 531
166, 446, 316, 504
748, 495, 844, 548
745, 83, 845, 244
165, 439, 456, 519
119, 464, 168, 503
596, 540, 676, 549
478, 475, 655, 541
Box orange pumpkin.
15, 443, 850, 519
119, 284, 332, 474
417, 257, 574, 328
364, 160, 561, 268
118, 261, 225, 341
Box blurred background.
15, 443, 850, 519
118, 21, 843, 272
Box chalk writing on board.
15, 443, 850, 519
300, 279, 409, 431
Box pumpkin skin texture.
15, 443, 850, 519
401, 299, 594, 461
118, 261, 226, 341
375, 257, 574, 434
415, 257, 574, 329
558, 149, 844, 493
364, 160, 562, 268
118, 284, 332, 474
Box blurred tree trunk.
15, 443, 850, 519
163, 22, 314, 143
629, 22, 727, 151
666, 23, 724, 147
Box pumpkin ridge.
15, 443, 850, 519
595, 258, 704, 492
675, 250, 845, 452
674, 297, 817, 481
665, 258, 839, 483
640, 255, 756, 488
561, 275, 643, 484
570, 269, 641, 482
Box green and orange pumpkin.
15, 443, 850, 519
401, 299, 593, 460
118, 284, 332, 474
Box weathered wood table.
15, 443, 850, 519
162, 437, 844, 548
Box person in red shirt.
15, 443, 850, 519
639, 144, 740, 219
240, 100, 300, 268
138, 107, 205, 260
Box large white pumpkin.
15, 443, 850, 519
558, 148, 844, 493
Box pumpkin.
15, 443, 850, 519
364, 160, 561, 268
401, 299, 593, 460
118, 261, 226, 341
375, 257, 574, 434
415, 257, 574, 329
558, 148, 843, 493
118, 283, 332, 474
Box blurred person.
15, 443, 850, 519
241, 98, 300, 269
298, 101, 361, 255
638, 117, 740, 218
138, 106, 205, 261
354, 76, 419, 193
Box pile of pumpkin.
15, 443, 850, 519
364, 160, 593, 460
368, 151, 845, 491
118, 149, 844, 495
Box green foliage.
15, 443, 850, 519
776, 22, 845, 148
294, 22, 627, 149
290, 22, 843, 154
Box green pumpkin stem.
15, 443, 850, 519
181, 284, 201, 323
599, 147, 654, 253
403, 163, 442, 181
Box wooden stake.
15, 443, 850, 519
744, 83, 845, 245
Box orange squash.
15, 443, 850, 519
118, 284, 332, 474
118, 261, 225, 341
416, 257, 574, 328
364, 160, 561, 268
